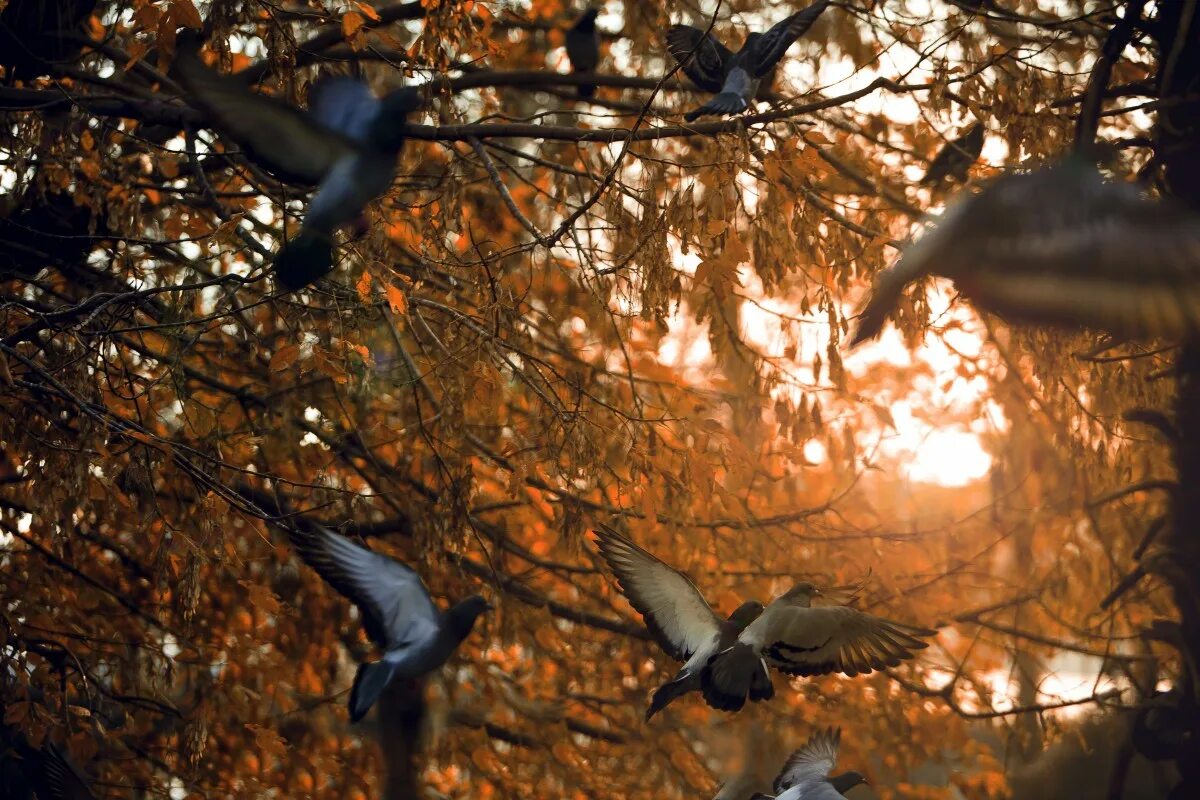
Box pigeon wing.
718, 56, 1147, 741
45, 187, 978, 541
774, 728, 839, 793
308, 76, 383, 143
173, 45, 356, 185
290, 526, 440, 649
594, 524, 723, 661
748, 0, 832, 77
666, 25, 734, 93
42, 743, 95, 800
749, 604, 933, 677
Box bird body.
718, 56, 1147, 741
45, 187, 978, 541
851, 156, 1200, 346
173, 43, 421, 289
921, 123, 985, 185
666, 1, 832, 121
565, 8, 602, 98
288, 525, 490, 722
745, 728, 866, 800
701, 582, 934, 711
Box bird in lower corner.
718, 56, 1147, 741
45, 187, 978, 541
666, 0, 832, 121
851, 155, 1200, 347
920, 122, 985, 186
288, 524, 492, 722
565, 7, 602, 98
748, 728, 867, 800
173, 37, 422, 290
39, 742, 96, 800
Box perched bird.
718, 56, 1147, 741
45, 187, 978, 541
749, 728, 867, 800
851, 156, 1200, 346
701, 582, 934, 712
173, 41, 422, 289
565, 7, 602, 98
593, 524, 766, 718
666, 0, 831, 121
920, 123, 985, 185
289, 525, 492, 722
40, 742, 96, 800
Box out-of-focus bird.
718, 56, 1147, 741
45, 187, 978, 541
851, 156, 1200, 346
593, 524, 766, 718
666, 0, 832, 121
920, 122, 985, 185
0, 1, 98, 82
565, 7, 602, 98
173, 40, 422, 290
701, 582, 933, 712
289, 525, 492, 722
40, 742, 96, 800
749, 728, 867, 800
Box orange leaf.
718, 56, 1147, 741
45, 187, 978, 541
269, 344, 300, 372
171, 0, 203, 29
355, 2, 382, 21
385, 284, 407, 314
356, 270, 373, 302
342, 11, 366, 38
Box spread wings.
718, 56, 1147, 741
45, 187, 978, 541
665, 25, 733, 93
593, 524, 723, 661
775, 728, 839, 794
748, 0, 832, 77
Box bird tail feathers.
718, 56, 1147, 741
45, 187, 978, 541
701, 643, 772, 712
849, 251, 931, 347
685, 93, 748, 122
575, 77, 597, 98
274, 229, 335, 291
349, 659, 398, 723
646, 672, 696, 720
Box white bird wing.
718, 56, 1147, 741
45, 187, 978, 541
745, 603, 933, 677
594, 524, 723, 661
290, 526, 440, 650
775, 728, 839, 793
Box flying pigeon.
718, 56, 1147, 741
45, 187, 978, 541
173, 41, 422, 290
666, 0, 831, 121
701, 582, 934, 712
40, 742, 96, 800
920, 123, 985, 185
289, 525, 491, 722
749, 728, 866, 800
851, 156, 1200, 346
565, 7, 602, 98
593, 524, 766, 718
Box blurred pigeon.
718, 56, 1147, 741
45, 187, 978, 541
40, 742, 95, 800
173, 41, 422, 289
289, 525, 491, 722
851, 156, 1200, 346
593, 524, 765, 718
565, 7, 601, 98
666, 0, 831, 121
702, 582, 933, 712
0, 1, 98, 82
749, 728, 867, 800
921, 123, 985, 185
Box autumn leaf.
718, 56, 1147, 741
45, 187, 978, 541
269, 344, 301, 372
386, 284, 408, 314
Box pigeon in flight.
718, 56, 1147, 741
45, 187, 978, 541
749, 728, 866, 800
289, 525, 491, 722
702, 582, 934, 712
40, 742, 96, 800
565, 7, 602, 98
173, 41, 422, 290
666, 0, 831, 121
851, 156, 1200, 346
593, 524, 766, 718
920, 123, 985, 185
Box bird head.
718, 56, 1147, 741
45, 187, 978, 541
830, 771, 868, 793
576, 7, 600, 27
782, 581, 822, 606
727, 600, 765, 628
447, 594, 493, 638
369, 87, 424, 150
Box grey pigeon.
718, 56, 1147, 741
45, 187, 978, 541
749, 728, 867, 800
565, 7, 601, 98
851, 155, 1200, 346
701, 582, 934, 712
920, 123, 985, 185
593, 524, 766, 718
173, 41, 422, 290
666, 0, 831, 121
41, 742, 95, 800
289, 525, 491, 722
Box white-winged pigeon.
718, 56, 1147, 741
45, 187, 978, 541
565, 7, 602, 98
852, 155, 1200, 346
289, 525, 491, 722
748, 728, 867, 800
701, 582, 934, 712
173, 40, 422, 290
593, 524, 766, 718
666, 0, 831, 121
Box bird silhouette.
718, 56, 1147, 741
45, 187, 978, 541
565, 8, 602, 98
666, 1, 831, 121
921, 123, 985, 185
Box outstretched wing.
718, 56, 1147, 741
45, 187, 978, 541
748, 0, 832, 77
173, 40, 355, 185
593, 524, 723, 661
666, 25, 733, 93
775, 728, 839, 793
746, 603, 934, 677
42, 742, 95, 800
289, 525, 440, 649
308, 76, 381, 143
